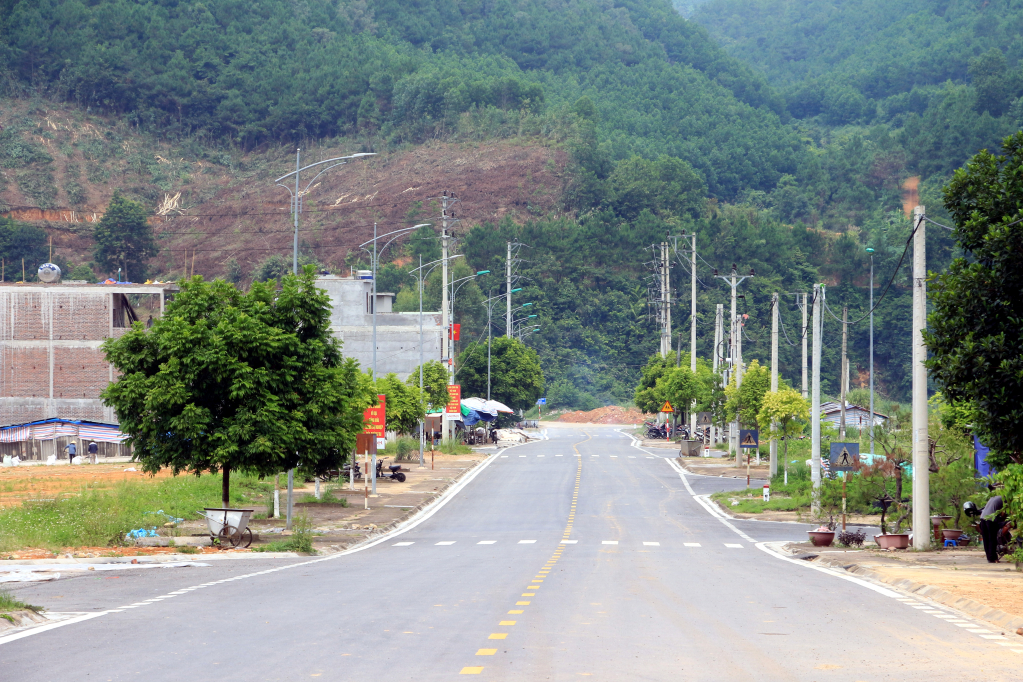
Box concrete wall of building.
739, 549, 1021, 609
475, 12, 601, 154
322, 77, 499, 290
317, 275, 444, 380
0, 284, 171, 425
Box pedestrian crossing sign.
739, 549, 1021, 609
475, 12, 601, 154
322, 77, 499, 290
660, 401, 674, 413
829, 442, 860, 472
739, 429, 759, 448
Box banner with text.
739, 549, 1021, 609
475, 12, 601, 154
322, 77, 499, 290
446, 385, 461, 414
363, 394, 386, 438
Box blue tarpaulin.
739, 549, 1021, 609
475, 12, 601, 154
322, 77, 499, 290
974, 435, 996, 477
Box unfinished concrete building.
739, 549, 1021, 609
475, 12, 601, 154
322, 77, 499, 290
315, 273, 443, 380
0, 281, 177, 426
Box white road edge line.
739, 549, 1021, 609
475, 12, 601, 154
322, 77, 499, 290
756, 542, 901, 598
0, 448, 511, 646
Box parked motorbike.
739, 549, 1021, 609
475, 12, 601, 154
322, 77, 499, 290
375, 458, 407, 483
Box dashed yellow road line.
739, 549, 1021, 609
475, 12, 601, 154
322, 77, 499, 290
459, 431, 590, 675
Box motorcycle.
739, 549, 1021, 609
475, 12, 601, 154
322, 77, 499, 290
375, 458, 407, 483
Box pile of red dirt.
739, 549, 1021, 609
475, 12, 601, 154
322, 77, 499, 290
556, 406, 645, 424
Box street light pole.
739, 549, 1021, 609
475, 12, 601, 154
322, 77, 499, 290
273, 148, 375, 531
866, 247, 875, 456
715, 265, 752, 463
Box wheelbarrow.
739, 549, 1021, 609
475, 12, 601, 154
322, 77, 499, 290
199, 508, 255, 548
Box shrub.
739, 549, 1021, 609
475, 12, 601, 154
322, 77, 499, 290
837, 529, 866, 547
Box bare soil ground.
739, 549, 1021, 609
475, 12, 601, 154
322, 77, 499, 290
0, 463, 172, 509
556, 406, 645, 425
0, 100, 568, 282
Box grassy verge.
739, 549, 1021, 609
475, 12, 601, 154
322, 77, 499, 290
298, 489, 350, 506
251, 514, 314, 553
0, 589, 41, 615
0, 473, 271, 552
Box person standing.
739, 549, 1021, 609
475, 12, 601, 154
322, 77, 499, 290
63, 440, 77, 464
979, 494, 1005, 563
88, 441, 98, 464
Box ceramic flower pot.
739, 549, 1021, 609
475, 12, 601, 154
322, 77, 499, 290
942, 529, 964, 541
874, 533, 910, 549
808, 530, 835, 547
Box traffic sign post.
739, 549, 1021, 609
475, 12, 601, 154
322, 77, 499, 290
738, 430, 759, 448
660, 400, 674, 413
830, 442, 860, 530
537, 397, 546, 420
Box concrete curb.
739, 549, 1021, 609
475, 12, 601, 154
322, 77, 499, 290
811, 553, 1023, 632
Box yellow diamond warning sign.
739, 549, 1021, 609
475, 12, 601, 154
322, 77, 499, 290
660, 401, 673, 413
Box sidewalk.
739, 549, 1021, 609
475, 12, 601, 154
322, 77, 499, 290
677, 454, 771, 480
786, 542, 1023, 632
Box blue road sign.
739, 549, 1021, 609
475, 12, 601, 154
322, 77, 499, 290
537, 398, 546, 405
739, 429, 759, 448
829, 442, 860, 472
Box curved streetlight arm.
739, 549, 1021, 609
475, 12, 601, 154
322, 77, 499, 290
358, 224, 431, 251
274, 153, 376, 183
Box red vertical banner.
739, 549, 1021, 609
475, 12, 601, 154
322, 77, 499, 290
363, 394, 387, 437
445, 385, 461, 414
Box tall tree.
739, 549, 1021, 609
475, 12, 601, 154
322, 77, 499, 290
407, 360, 450, 411
927, 131, 1023, 469
457, 337, 544, 412
101, 268, 374, 507
93, 192, 158, 281
376, 373, 426, 435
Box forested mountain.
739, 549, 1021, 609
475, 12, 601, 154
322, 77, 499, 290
0, 0, 995, 409
693, 0, 1023, 178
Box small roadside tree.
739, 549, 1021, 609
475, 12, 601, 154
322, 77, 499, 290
93, 192, 158, 281
757, 388, 809, 482
457, 337, 544, 412
724, 359, 771, 427
407, 360, 449, 412
101, 268, 375, 507
376, 373, 426, 435
634, 354, 672, 414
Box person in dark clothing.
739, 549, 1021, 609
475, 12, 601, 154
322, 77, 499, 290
979, 495, 1005, 563
88, 441, 98, 464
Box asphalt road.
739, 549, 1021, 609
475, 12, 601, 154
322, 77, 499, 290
3, 426, 1021, 681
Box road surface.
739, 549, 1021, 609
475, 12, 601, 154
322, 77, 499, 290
3, 426, 1020, 680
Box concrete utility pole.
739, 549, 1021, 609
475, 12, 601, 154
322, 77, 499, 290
419, 254, 424, 467
912, 205, 930, 550
801, 293, 808, 400
770, 292, 779, 476
715, 266, 751, 460
868, 248, 875, 455
659, 241, 672, 358
714, 303, 723, 445
690, 233, 697, 437
506, 241, 512, 338
811, 284, 822, 515
441, 194, 451, 442
839, 305, 848, 440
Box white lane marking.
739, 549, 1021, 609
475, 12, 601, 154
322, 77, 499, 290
519, 455, 526, 458
0, 612, 108, 645
610, 456, 618, 458
591, 455, 598, 457
393, 542, 414, 546
647, 456, 655, 459
537, 455, 545, 457
628, 456, 636, 458
724, 543, 743, 548
980, 635, 1007, 640
758, 542, 902, 598
478, 541, 496, 545
518, 540, 536, 544
555, 454, 563, 457
575, 454, 581, 457
643, 542, 660, 546
0, 442, 508, 645
602, 541, 618, 545
560, 540, 578, 544
501, 455, 508, 458
435, 541, 456, 546
684, 543, 701, 547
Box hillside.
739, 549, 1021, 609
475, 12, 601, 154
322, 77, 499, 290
0, 101, 567, 281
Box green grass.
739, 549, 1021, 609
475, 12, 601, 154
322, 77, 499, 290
298, 489, 349, 506
0, 588, 40, 614
251, 514, 313, 553
0, 473, 271, 552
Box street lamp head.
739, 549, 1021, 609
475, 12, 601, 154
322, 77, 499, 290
476, 270, 490, 275
511, 288, 522, 293
521, 302, 533, 307
527, 314, 537, 319
865, 247, 875, 254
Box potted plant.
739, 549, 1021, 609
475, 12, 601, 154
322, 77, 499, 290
859, 412, 912, 548
808, 525, 836, 547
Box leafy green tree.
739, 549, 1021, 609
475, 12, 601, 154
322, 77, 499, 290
66, 262, 98, 283
93, 192, 158, 282
927, 132, 1023, 469
606, 155, 706, 221
407, 360, 449, 412
658, 365, 700, 420
724, 359, 771, 427
634, 355, 672, 414
757, 388, 809, 473
375, 373, 425, 435
457, 337, 544, 412
101, 268, 374, 507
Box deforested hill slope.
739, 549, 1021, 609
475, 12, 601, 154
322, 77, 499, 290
0, 0, 803, 198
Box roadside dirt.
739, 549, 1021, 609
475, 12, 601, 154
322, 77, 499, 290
677, 455, 771, 480
557, 406, 645, 425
